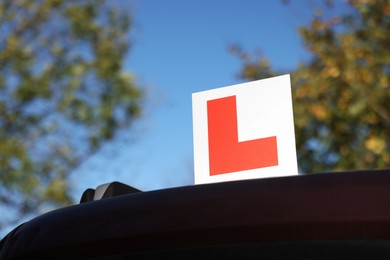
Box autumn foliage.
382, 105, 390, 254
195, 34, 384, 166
235, 0, 390, 173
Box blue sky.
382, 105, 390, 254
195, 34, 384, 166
70, 0, 322, 198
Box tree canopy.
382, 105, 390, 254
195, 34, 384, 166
0, 0, 142, 228
234, 0, 390, 173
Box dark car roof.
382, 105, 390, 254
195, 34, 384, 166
2, 169, 390, 259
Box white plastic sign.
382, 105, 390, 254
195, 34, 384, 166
192, 74, 298, 184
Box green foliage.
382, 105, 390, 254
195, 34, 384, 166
0, 0, 142, 228
234, 0, 390, 173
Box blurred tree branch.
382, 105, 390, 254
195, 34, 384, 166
234, 0, 390, 173
0, 0, 142, 229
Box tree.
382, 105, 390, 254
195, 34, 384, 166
233, 0, 390, 173
0, 0, 142, 228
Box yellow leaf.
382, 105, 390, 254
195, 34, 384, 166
309, 104, 329, 120
365, 136, 385, 154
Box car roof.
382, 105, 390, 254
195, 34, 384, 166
2, 169, 390, 258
